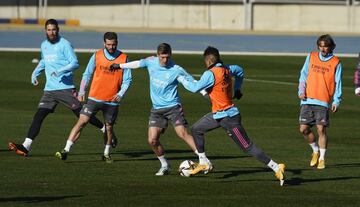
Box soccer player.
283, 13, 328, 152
298, 34, 342, 169
8, 19, 107, 157
55, 32, 131, 163
110, 43, 208, 175
177, 46, 286, 186
354, 53, 360, 96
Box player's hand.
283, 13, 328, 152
112, 95, 122, 103
78, 95, 85, 102
355, 87, 360, 96
331, 104, 338, 113
298, 93, 306, 100
233, 89, 243, 100
31, 78, 39, 86
110, 63, 121, 71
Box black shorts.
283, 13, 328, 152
80, 99, 119, 124
149, 105, 188, 129
38, 89, 82, 111
299, 104, 329, 127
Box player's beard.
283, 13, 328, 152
47, 32, 59, 44
106, 47, 117, 55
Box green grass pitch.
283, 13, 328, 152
0, 52, 359, 206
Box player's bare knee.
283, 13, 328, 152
76, 120, 88, 129
148, 138, 159, 146
176, 130, 188, 139
105, 123, 113, 131
316, 126, 326, 135
300, 127, 311, 135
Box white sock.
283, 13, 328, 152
267, 160, 279, 172
157, 155, 168, 167
22, 138, 33, 151
309, 142, 319, 153
194, 150, 199, 156
319, 148, 326, 161
100, 125, 106, 133
104, 144, 111, 156
197, 152, 209, 165
64, 140, 74, 152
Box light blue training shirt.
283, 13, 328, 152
139, 56, 192, 109
79, 49, 132, 106
178, 63, 244, 119
298, 52, 342, 108
31, 36, 79, 91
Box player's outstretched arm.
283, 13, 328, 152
178, 71, 214, 93
110, 60, 141, 71
31, 59, 45, 86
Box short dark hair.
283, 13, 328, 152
45, 19, 58, 29
317, 34, 336, 52
203, 46, 221, 63
157, 43, 172, 55
103, 32, 118, 42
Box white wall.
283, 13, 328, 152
253, 5, 359, 32
0, 3, 359, 33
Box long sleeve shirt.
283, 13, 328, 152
120, 56, 193, 109
298, 53, 342, 108
178, 63, 244, 119
79, 49, 132, 106
31, 36, 79, 91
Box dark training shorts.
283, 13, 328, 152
80, 99, 119, 124
38, 89, 82, 111
149, 105, 188, 129
299, 104, 329, 127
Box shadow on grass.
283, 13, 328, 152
0, 195, 83, 203
65, 155, 246, 164
286, 176, 360, 186
329, 162, 360, 168
215, 167, 271, 179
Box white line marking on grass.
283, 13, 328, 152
0, 47, 358, 57
193, 74, 353, 90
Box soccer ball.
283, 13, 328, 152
178, 160, 197, 177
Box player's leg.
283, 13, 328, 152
55, 114, 90, 160
189, 113, 220, 174
148, 108, 170, 175
101, 123, 114, 163
55, 100, 99, 160
57, 88, 105, 132
100, 104, 119, 163
148, 127, 170, 175
314, 106, 329, 169
299, 105, 319, 167
72, 107, 105, 132
220, 114, 285, 185
168, 105, 196, 152
174, 125, 196, 151
191, 113, 219, 153
316, 125, 327, 169
8, 91, 56, 156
